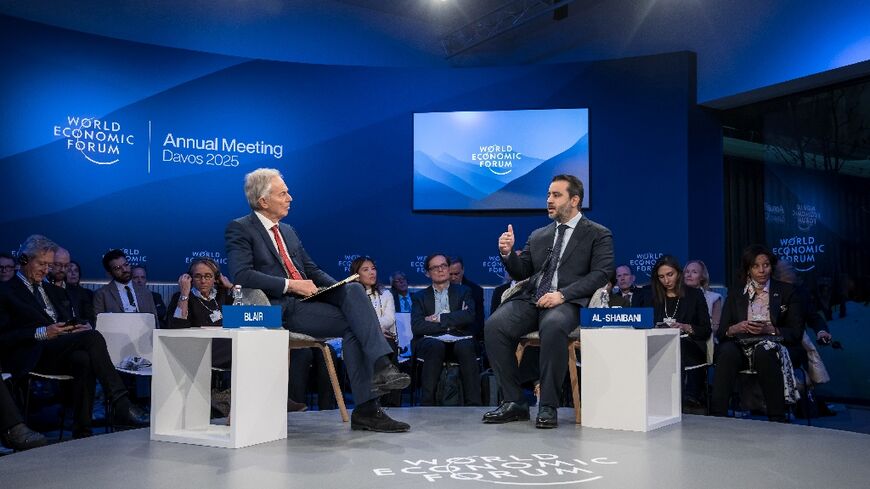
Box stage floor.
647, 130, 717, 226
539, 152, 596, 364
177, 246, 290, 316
2, 407, 869, 488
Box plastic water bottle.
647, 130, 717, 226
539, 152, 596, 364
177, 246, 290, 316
232, 285, 244, 306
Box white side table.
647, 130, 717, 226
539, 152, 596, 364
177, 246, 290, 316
151, 328, 289, 448
581, 328, 681, 432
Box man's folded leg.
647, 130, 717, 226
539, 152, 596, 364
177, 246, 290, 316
351, 398, 409, 433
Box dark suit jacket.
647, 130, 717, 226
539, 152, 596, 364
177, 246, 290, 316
636, 286, 712, 342
225, 212, 335, 302
461, 277, 485, 334
410, 284, 476, 341
0, 279, 74, 375
502, 216, 614, 306
716, 279, 804, 349
66, 284, 96, 326
93, 281, 158, 316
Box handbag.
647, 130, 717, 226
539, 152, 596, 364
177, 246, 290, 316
802, 331, 831, 384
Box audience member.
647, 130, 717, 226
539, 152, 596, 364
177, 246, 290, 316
45, 246, 70, 287
390, 271, 412, 313
0, 253, 15, 282
131, 265, 168, 328
0, 235, 148, 438
165, 258, 233, 366
636, 255, 711, 409
411, 253, 481, 406
225, 168, 409, 432
65, 260, 96, 325
710, 245, 804, 422
483, 175, 613, 429
1, 374, 47, 451
683, 259, 723, 337
590, 271, 626, 308
449, 257, 485, 334
93, 249, 158, 316
612, 264, 640, 306
351, 256, 401, 406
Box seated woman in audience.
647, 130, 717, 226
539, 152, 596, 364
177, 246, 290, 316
65, 260, 96, 326
166, 258, 234, 367
683, 260, 723, 338
710, 245, 804, 422
636, 255, 711, 408
351, 256, 401, 406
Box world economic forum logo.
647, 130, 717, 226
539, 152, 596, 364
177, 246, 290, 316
53, 116, 136, 165
372, 453, 618, 485
471, 144, 522, 176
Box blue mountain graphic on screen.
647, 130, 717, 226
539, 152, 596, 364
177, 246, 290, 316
415, 134, 588, 210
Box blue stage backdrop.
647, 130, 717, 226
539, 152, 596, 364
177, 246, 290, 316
0, 15, 723, 285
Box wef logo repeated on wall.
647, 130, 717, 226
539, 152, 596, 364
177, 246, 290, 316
767, 200, 825, 272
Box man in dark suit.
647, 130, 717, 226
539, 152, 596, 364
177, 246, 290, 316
225, 168, 409, 432
131, 265, 167, 328
411, 254, 481, 406
449, 257, 485, 335
483, 175, 614, 429
612, 264, 640, 306
1, 371, 46, 450
390, 271, 412, 313
93, 249, 158, 317
0, 235, 148, 438
44, 247, 95, 325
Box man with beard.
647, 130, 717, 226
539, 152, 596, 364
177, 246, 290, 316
482, 175, 613, 429
93, 249, 158, 316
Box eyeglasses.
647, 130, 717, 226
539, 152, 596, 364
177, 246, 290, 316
0, 265, 15, 271
428, 263, 449, 272
52, 263, 69, 270
193, 273, 215, 281
111, 261, 130, 272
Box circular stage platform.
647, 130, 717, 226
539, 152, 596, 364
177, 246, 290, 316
2, 407, 868, 488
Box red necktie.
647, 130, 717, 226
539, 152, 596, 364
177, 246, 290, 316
271, 225, 304, 280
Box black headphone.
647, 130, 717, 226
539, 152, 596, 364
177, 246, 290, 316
16, 243, 29, 266
188, 257, 222, 282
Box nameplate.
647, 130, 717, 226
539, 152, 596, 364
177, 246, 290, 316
580, 308, 654, 329
222, 305, 282, 329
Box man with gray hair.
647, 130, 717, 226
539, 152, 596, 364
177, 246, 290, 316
0, 234, 148, 438
225, 168, 410, 433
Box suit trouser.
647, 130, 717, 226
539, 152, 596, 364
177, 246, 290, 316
283, 282, 392, 405
0, 378, 23, 431
485, 299, 579, 408
414, 337, 481, 406
711, 341, 785, 418
35, 330, 129, 434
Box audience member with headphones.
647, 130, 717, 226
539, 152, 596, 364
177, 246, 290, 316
0, 234, 149, 440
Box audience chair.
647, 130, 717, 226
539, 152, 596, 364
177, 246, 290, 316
683, 334, 715, 413
514, 327, 582, 424
24, 371, 74, 441
242, 288, 349, 422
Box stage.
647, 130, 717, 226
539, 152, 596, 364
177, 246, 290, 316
2, 407, 869, 488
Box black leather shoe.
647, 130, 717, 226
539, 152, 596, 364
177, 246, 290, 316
351, 407, 410, 433
535, 405, 558, 429
371, 364, 410, 392
287, 398, 308, 413
111, 400, 150, 427
1, 423, 48, 451
482, 401, 530, 424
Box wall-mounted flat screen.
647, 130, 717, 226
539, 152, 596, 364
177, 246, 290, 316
413, 108, 589, 210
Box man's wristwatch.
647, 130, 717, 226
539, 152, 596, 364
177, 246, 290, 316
179, 295, 189, 302
558, 291, 566, 302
